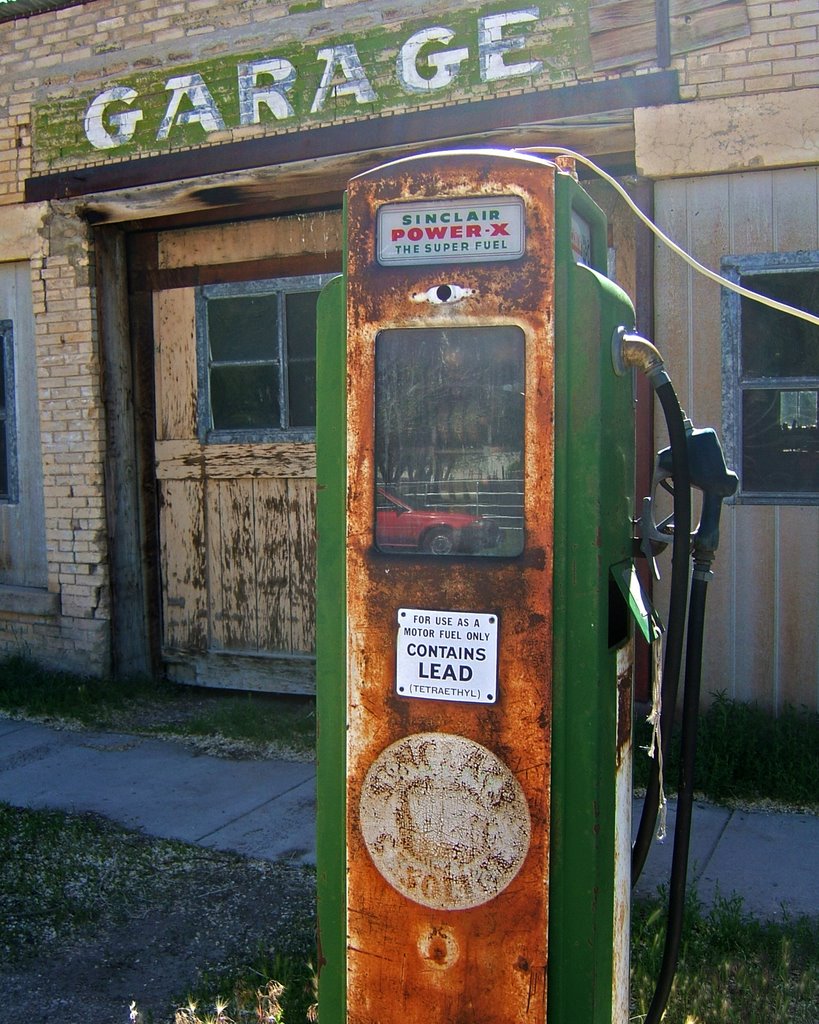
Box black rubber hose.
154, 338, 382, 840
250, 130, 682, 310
643, 568, 710, 1024
631, 379, 691, 885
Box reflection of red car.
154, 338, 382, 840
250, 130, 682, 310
376, 488, 500, 555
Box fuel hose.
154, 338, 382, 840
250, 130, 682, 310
631, 378, 691, 884
612, 327, 693, 1024
643, 563, 711, 1023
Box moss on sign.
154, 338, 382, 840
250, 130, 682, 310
33, 2, 592, 169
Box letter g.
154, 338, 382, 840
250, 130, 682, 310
84, 87, 143, 149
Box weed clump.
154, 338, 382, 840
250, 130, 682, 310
631, 892, 819, 1023
634, 693, 819, 810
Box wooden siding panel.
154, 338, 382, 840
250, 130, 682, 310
653, 179, 691, 396
732, 505, 778, 704
777, 506, 819, 710
151, 214, 328, 691
159, 478, 208, 651
771, 169, 819, 710
589, 0, 748, 71
256, 477, 294, 652
212, 478, 259, 651
683, 177, 739, 700
158, 211, 343, 270
166, 650, 315, 693
728, 172, 775, 256
723, 171, 776, 703
685, 176, 729, 425
288, 477, 317, 654
772, 167, 819, 252
155, 439, 316, 480
652, 180, 692, 696
656, 169, 819, 711
671, 1, 750, 53
154, 288, 197, 441
205, 478, 224, 651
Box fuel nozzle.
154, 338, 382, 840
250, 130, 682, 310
645, 423, 739, 574
679, 425, 738, 561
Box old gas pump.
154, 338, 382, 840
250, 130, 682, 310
315, 149, 718, 1024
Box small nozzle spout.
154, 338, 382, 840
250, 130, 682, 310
612, 327, 669, 385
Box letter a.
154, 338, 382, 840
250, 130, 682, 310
311, 45, 376, 113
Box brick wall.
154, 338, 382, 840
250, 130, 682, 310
1, 0, 816, 204
677, 1, 819, 101
0, 201, 111, 676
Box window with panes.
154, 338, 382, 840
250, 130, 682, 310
196, 275, 333, 443
722, 252, 819, 503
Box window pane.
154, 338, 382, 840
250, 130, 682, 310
0, 421, 7, 500
742, 388, 819, 493
740, 270, 819, 378
0, 336, 6, 409
285, 290, 319, 361
375, 326, 525, 557
207, 293, 279, 362
211, 364, 280, 430
287, 363, 316, 429
285, 291, 319, 427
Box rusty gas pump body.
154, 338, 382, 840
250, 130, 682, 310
316, 149, 638, 1024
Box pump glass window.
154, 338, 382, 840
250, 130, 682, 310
723, 253, 819, 502
196, 274, 333, 442
375, 326, 525, 556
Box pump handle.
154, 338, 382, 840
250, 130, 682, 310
640, 426, 738, 574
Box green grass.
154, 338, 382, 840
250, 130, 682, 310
2, 658, 818, 1021
157, 693, 316, 758
0, 803, 197, 963
3, 798, 816, 1024
0, 801, 316, 1023
0, 655, 316, 759
630, 891, 819, 1023
0, 654, 173, 725
633, 692, 819, 811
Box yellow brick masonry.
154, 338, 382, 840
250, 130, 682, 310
0, 206, 112, 675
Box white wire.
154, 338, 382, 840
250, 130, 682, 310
518, 146, 819, 330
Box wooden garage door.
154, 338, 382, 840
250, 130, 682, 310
152, 213, 340, 692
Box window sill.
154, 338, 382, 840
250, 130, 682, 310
0, 585, 59, 616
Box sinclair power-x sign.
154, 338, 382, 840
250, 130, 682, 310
377, 198, 526, 264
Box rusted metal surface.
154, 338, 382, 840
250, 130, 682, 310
612, 643, 634, 1023
344, 151, 557, 1024
359, 732, 532, 911
616, 639, 633, 769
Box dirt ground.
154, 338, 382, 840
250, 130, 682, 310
0, 693, 316, 1024
0, 845, 315, 1024
2, 854, 314, 1023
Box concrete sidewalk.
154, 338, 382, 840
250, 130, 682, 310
0, 716, 316, 863
1, 716, 817, 921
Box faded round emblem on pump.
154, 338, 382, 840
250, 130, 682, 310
359, 732, 531, 910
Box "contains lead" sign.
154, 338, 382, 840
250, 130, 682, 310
396, 608, 499, 703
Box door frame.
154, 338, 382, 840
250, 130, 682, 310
98, 212, 342, 684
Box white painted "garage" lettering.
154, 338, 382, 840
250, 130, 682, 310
83, 9, 542, 150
